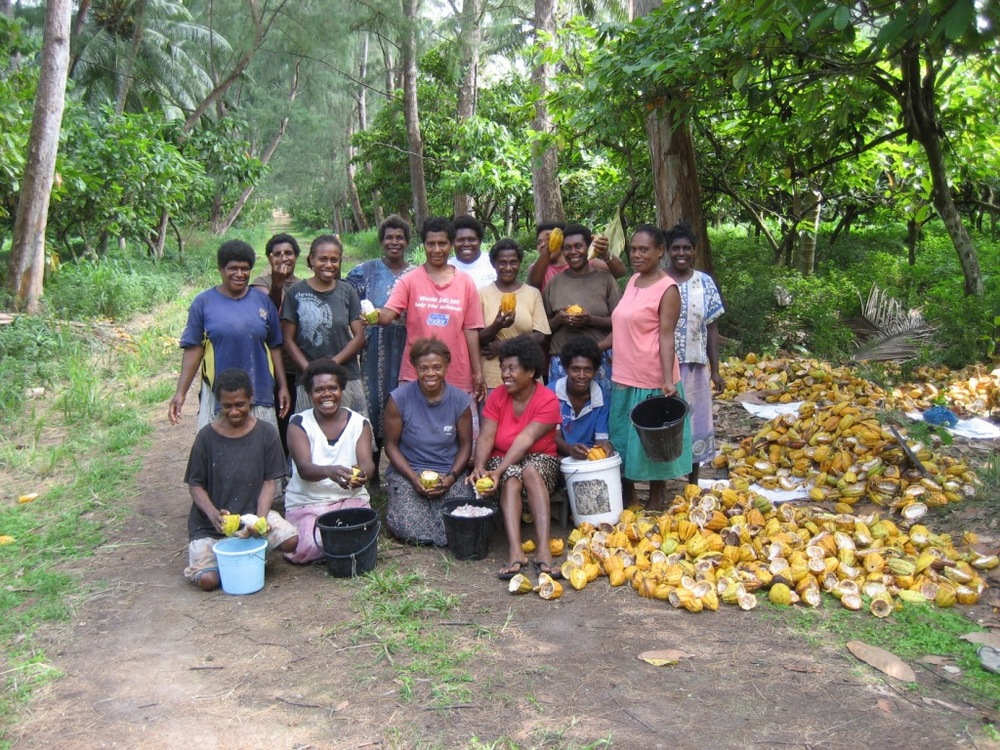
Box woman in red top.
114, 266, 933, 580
471, 336, 561, 580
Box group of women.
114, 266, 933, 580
170, 215, 724, 579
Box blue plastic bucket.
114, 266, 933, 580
213, 537, 267, 595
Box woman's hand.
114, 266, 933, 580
567, 443, 590, 460
331, 465, 366, 489
210, 507, 230, 535
566, 310, 591, 328
661, 381, 678, 397
277, 385, 291, 418
468, 466, 500, 496
493, 308, 515, 330
168, 393, 185, 424
472, 373, 487, 403
711, 372, 725, 394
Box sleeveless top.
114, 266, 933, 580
285, 408, 371, 508
611, 274, 682, 389
390, 381, 472, 474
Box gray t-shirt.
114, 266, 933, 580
281, 280, 362, 378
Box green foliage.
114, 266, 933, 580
0, 317, 71, 421
0, 16, 39, 229
45, 107, 211, 257
44, 255, 185, 320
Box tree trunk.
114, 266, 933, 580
358, 33, 384, 224
114, 0, 147, 114
793, 183, 821, 275
346, 122, 368, 231
644, 106, 713, 275
900, 44, 982, 296
632, 0, 711, 275
530, 0, 564, 224
6, 0, 72, 313
453, 0, 482, 217
401, 0, 428, 228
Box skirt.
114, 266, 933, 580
609, 383, 692, 481
680, 363, 717, 464
386, 470, 475, 546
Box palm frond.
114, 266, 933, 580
850, 284, 936, 362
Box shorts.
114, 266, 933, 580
184, 511, 297, 585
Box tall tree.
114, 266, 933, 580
630, 0, 710, 272
451, 0, 483, 216
6, 0, 72, 312
401, 0, 429, 226
530, 0, 565, 223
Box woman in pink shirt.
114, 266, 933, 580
604, 225, 692, 507
373, 217, 486, 401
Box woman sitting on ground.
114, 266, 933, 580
283, 359, 375, 564
383, 339, 476, 546
471, 336, 562, 580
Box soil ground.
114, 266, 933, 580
8, 395, 1000, 750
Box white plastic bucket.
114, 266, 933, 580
560, 452, 624, 527
213, 537, 267, 595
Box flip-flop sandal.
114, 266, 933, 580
497, 560, 528, 580
978, 646, 1000, 674
534, 561, 563, 580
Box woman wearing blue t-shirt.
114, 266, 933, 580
383, 339, 476, 546
168, 240, 289, 429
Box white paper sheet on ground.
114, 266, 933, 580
697, 477, 809, 505
905, 411, 1000, 440
740, 401, 805, 420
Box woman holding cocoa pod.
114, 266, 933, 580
478, 238, 551, 392
283, 359, 375, 564
471, 336, 561, 580
542, 223, 620, 387
383, 339, 476, 546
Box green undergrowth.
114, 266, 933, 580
766, 598, 1000, 710
0, 230, 227, 745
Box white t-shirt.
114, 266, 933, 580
448, 252, 497, 289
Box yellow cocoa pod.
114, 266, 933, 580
475, 476, 495, 494
521, 539, 536, 553
419, 470, 440, 489
548, 538, 565, 556
548, 227, 564, 254
221, 514, 241, 537
768, 583, 793, 606
586, 446, 607, 461
500, 292, 517, 314
565, 304, 585, 315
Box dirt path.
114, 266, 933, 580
9, 401, 1000, 749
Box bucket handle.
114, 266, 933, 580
319, 520, 382, 577
313, 516, 378, 549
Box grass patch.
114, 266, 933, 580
338, 565, 481, 707
0, 230, 224, 745
770, 599, 1000, 708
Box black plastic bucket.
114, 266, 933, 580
440, 498, 496, 561
629, 395, 689, 463
314, 507, 380, 577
